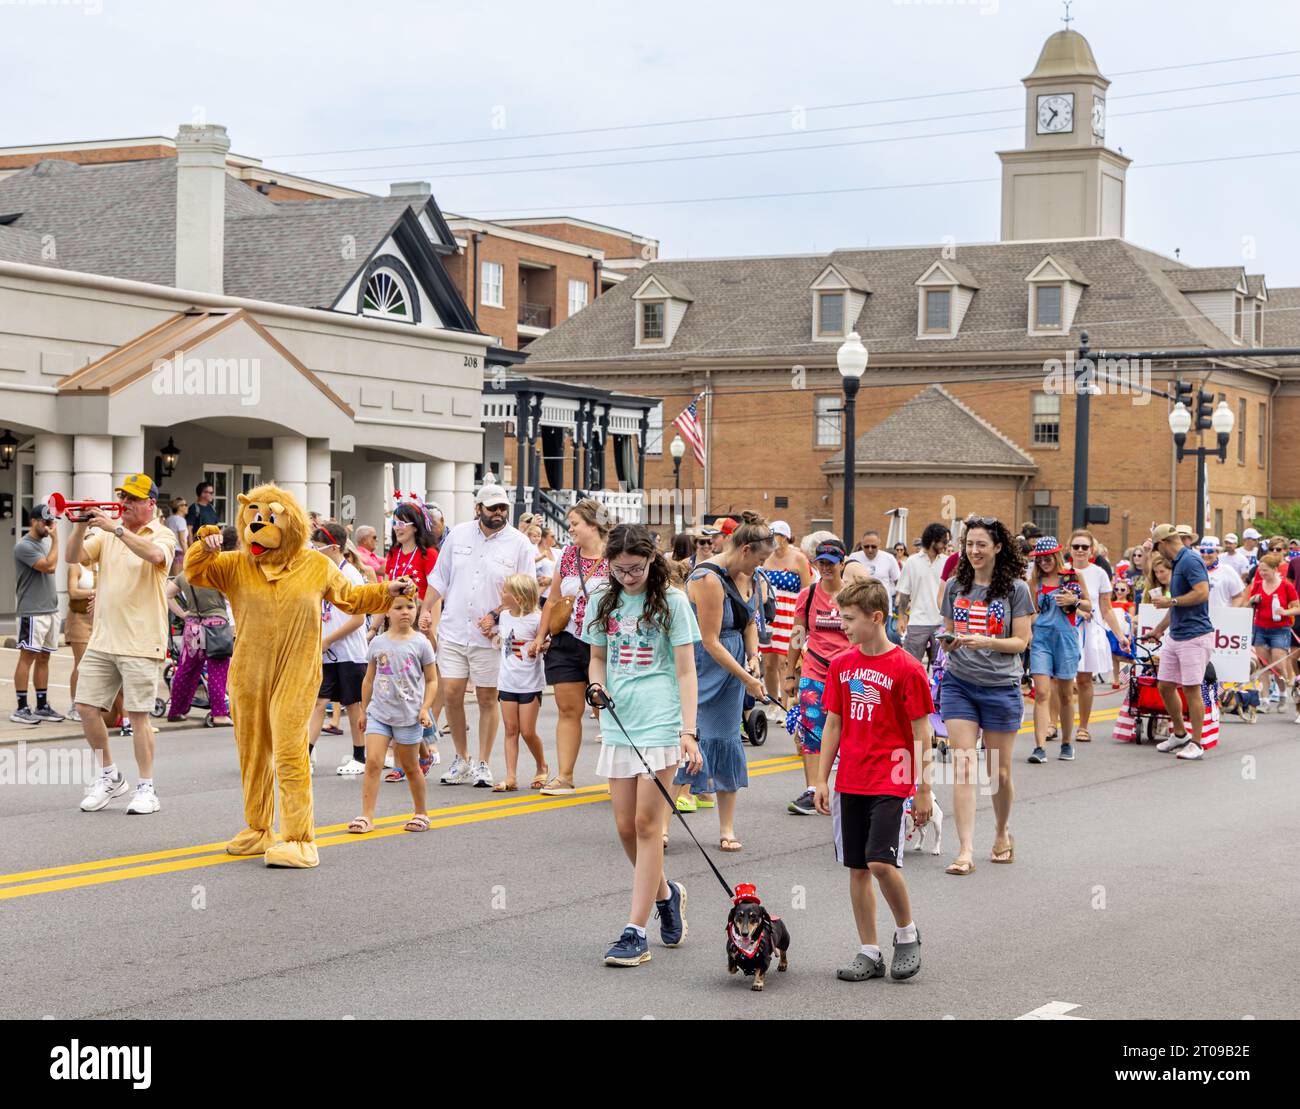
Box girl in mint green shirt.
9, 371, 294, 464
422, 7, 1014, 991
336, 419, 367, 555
582, 524, 702, 966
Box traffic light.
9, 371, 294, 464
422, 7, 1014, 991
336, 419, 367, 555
1196, 388, 1214, 431
1173, 379, 1193, 410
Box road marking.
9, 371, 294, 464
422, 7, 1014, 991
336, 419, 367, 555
0, 705, 1122, 902
1015, 1001, 1088, 1019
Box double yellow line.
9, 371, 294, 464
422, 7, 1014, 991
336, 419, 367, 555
2, 704, 1124, 903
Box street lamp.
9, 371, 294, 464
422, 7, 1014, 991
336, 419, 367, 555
836, 331, 868, 545
670, 434, 686, 534
1168, 387, 1234, 538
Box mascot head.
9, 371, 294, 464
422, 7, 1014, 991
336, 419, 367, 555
236, 484, 309, 565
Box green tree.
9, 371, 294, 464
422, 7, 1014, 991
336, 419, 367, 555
1253, 501, 1300, 538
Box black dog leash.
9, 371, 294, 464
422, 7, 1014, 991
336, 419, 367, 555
586, 683, 735, 899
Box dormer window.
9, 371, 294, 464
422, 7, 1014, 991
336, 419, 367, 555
357, 254, 421, 324
1034, 284, 1062, 329
640, 301, 665, 344
810, 262, 870, 341
1233, 295, 1244, 341
632, 273, 694, 349
1024, 255, 1087, 336
925, 290, 951, 333
914, 259, 978, 339
817, 292, 845, 337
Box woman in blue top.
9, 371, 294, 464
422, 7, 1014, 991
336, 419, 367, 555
670, 519, 774, 853
583, 524, 703, 968
1025, 536, 1093, 764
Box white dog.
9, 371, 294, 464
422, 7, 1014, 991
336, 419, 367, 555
904, 794, 944, 855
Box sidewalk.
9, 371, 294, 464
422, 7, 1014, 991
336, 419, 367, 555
0, 645, 203, 747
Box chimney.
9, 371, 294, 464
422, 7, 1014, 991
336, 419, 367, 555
174, 123, 231, 294
389, 180, 432, 198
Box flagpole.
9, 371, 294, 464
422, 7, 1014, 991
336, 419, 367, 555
703, 375, 713, 521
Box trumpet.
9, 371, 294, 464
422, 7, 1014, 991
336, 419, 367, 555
47, 492, 125, 524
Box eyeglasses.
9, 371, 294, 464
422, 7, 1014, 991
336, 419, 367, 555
1071, 543, 1092, 551
610, 560, 651, 580
862, 544, 878, 550
695, 538, 713, 547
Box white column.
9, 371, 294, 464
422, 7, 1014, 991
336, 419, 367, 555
112, 433, 145, 487
425, 460, 455, 518
73, 434, 114, 502
453, 462, 476, 527
305, 439, 331, 519
271, 435, 307, 508
34, 434, 74, 615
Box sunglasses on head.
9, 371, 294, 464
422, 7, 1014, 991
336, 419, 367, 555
964, 515, 999, 528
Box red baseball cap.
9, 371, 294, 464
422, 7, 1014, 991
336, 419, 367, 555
718, 517, 739, 536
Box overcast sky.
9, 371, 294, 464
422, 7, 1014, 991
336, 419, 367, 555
5, 0, 1300, 282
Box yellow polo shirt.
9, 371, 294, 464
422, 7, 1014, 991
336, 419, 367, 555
81, 520, 177, 659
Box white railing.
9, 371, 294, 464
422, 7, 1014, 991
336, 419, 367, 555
514, 487, 644, 528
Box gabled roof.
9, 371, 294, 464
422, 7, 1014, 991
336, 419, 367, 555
1162, 266, 1247, 294
825, 384, 1036, 472
1026, 254, 1090, 285
814, 261, 872, 293
527, 238, 1249, 365
916, 259, 980, 288
1246, 274, 1268, 299
634, 273, 694, 301
1263, 287, 1300, 347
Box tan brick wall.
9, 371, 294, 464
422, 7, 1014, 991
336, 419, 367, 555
505, 222, 653, 262
1270, 394, 1300, 503
0, 144, 174, 169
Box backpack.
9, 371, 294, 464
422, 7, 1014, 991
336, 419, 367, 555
693, 563, 756, 633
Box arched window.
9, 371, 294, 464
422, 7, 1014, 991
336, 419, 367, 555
363, 270, 410, 319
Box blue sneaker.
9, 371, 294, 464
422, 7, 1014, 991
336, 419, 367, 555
655, 880, 687, 947
1058, 743, 1075, 761
604, 927, 651, 967
1027, 746, 1047, 764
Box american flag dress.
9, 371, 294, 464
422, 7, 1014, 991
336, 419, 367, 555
761, 568, 802, 655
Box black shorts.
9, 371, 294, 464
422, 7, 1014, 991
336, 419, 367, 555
318, 661, 367, 706
499, 689, 543, 704
833, 793, 907, 870
543, 630, 590, 686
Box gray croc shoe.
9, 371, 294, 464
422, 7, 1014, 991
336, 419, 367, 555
891, 929, 922, 980
836, 952, 886, 981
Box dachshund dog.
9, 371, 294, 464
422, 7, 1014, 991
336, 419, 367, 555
726, 886, 791, 991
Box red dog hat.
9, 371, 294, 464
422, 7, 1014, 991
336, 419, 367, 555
733, 883, 760, 905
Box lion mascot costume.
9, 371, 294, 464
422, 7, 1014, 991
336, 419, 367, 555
185, 485, 397, 868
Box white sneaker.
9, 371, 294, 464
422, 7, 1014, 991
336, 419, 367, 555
427, 746, 441, 766
80, 772, 129, 812
384, 751, 395, 769
472, 760, 494, 788
308, 747, 318, 774
126, 783, 160, 815
439, 754, 472, 785
1176, 741, 1205, 761
336, 757, 366, 776
67, 706, 82, 722
1155, 733, 1190, 753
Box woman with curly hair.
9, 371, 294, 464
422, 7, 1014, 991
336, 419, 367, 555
582, 523, 702, 967
938, 516, 1034, 875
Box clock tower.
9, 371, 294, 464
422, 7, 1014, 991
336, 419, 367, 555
997, 28, 1131, 241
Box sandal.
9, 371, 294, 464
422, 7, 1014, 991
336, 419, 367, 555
529, 768, 549, 790
539, 777, 576, 796
404, 814, 431, 832
990, 835, 1015, 864
347, 816, 372, 835
492, 780, 518, 792
719, 837, 743, 852
945, 859, 976, 876
1075, 727, 1092, 743
1044, 726, 1059, 742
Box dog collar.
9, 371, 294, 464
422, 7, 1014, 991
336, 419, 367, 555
727, 921, 764, 960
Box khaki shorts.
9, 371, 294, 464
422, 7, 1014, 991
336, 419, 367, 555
436, 638, 501, 688
76, 649, 161, 714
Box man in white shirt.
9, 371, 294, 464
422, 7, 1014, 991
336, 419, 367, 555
1219, 533, 1250, 579
895, 522, 951, 664
844, 529, 900, 598
1239, 527, 1264, 572
1200, 538, 1247, 607
420, 484, 534, 787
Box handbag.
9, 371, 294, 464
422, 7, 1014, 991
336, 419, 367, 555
188, 581, 234, 660
547, 546, 590, 637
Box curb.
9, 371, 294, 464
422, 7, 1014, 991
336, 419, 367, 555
0, 716, 210, 748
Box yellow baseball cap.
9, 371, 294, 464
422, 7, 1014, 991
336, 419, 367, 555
116, 473, 157, 500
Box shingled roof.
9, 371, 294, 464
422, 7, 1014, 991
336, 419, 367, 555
824, 384, 1036, 473
0, 158, 468, 315
526, 237, 1242, 365
1162, 266, 1247, 294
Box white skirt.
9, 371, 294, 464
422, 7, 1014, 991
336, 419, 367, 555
597, 741, 683, 780
1077, 617, 1112, 673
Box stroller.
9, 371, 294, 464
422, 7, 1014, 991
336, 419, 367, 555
151, 612, 209, 719
1113, 639, 1219, 746
929, 644, 951, 762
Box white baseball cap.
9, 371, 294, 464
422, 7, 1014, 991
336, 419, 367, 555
1224, 532, 1238, 544
1199, 536, 1220, 551
1243, 527, 1262, 540
474, 484, 511, 508
770, 520, 792, 539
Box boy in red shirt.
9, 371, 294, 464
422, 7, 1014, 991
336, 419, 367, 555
815, 578, 934, 982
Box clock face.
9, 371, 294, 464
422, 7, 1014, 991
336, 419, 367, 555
1092, 94, 1105, 137
1036, 93, 1074, 134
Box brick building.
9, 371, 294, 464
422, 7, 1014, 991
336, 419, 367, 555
522, 28, 1300, 554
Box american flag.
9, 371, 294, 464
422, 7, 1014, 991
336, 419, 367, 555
847, 677, 882, 714
954, 598, 1006, 636
673, 394, 706, 467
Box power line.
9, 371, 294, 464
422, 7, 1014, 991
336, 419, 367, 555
456, 146, 1300, 217
327, 89, 1300, 185
283, 72, 1300, 176
265, 49, 1300, 160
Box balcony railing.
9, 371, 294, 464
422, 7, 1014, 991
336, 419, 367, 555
518, 303, 552, 329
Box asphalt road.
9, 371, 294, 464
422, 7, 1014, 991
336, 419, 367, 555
2, 693, 1297, 1020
